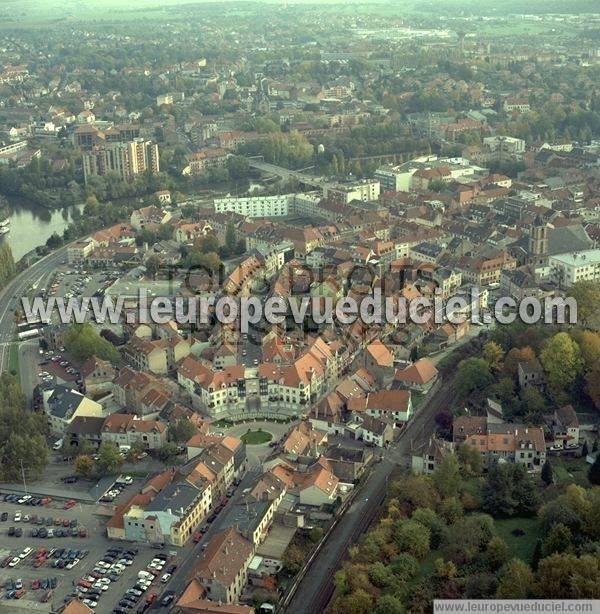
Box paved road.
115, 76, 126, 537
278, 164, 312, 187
247, 159, 331, 190
151, 467, 261, 611
0, 246, 69, 373
284, 378, 454, 614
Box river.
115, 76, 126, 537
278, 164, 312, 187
0, 180, 264, 263
0, 199, 85, 262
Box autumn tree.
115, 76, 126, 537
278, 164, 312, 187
496, 559, 534, 598
541, 523, 572, 558
75, 454, 94, 478
540, 332, 583, 402
536, 553, 600, 598
482, 341, 504, 371
503, 346, 535, 377
567, 281, 600, 329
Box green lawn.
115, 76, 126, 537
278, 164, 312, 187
7, 344, 20, 382
551, 456, 590, 486
241, 429, 273, 445
495, 516, 542, 564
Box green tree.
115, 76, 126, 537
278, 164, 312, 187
333, 589, 373, 614
225, 222, 237, 254
432, 454, 460, 498
0, 373, 49, 480
0, 243, 16, 289
96, 442, 122, 475
589, 455, 600, 486
368, 562, 394, 588
394, 519, 430, 560
585, 364, 600, 410
483, 463, 539, 517
390, 553, 419, 580
65, 323, 120, 363
226, 156, 250, 180
412, 508, 446, 548
496, 559, 534, 598
541, 460, 554, 486
486, 536, 508, 570
145, 254, 162, 279
457, 442, 483, 475
201, 235, 220, 254
374, 594, 405, 614
455, 358, 493, 398
168, 417, 196, 443
158, 442, 179, 462
541, 523, 572, 558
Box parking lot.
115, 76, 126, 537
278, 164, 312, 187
0, 496, 176, 612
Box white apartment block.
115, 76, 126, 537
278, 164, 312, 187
548, 249, 600, 288
214, 195, 289, 218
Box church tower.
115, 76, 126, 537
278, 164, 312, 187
528, 217, 549, 268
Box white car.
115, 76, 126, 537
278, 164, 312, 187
8, 557, 20, 568
23, 515, 30, 522
138, 571, 153, 579
19, 547, 33, 559
160, 573, 172, 584
119, 558, 133, 566
14, 512, 21, 522
123, 476, 133, 485
66, 558, 80, 570
93, 583, 109, 592
83, 599, 97, 607
97, 561, 111, 568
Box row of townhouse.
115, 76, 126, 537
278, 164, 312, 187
123, 334, 191, 375
65, 413, 168, 450
108, 433, 245, 548
177, 337, 342, 420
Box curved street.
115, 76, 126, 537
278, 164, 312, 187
0, 245, 69, 373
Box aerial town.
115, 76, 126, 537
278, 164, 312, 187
0, 1, 599, 613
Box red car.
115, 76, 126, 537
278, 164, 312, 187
77, 580, 91, 588
14, 589, 26, 599
31, 579, 40, 590
40, 498, 51, 505
63, 499, 76, 510
33, 558, 46, 568
193, 531, 202, 543
146, 594, 158, 604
